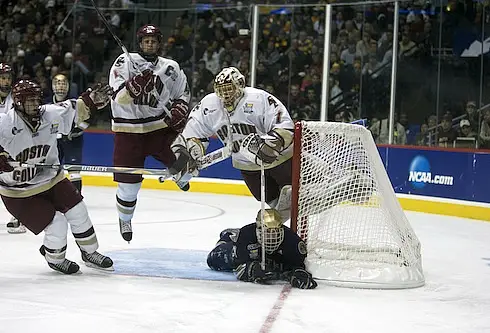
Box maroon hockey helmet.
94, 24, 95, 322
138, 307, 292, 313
12, 79, 43, 122
0, 63, 13, 97
136, 24, 163, 62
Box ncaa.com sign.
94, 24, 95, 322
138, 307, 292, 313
408, 155, 454, 189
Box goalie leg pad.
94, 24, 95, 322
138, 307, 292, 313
270, 185, 291, 223
64, 201, 98, 254
43, 212, 68, 264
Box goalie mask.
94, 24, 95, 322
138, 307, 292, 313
214, 67, 245, 113
0, 63, 13, 98
137, 24, 163, 63
256, 208, 285, 254
52, 74, 69, 102
12, 80, 43, 125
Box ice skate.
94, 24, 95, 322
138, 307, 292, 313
119, 218, 132, 242
81, 250, 114, 271
6, 216, 26, 234
39, 245, 80, 275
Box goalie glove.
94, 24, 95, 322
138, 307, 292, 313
234, 261, 276, 283
240, 130, 290, 165
288, 268, 318, 289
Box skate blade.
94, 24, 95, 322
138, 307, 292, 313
83, 261, 115, 272
7, 227, 26, 234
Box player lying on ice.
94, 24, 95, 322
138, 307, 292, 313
0, 79, 114, 274
207, 208, 317, 289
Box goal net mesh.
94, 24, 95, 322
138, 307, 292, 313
292, 121, 424, 289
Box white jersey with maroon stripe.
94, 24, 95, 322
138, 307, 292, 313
182, 87, 294, 171
0, 93, 13, 114
0, 104, 74, 198
52, 97, 80, 135
109, 52, 190, 134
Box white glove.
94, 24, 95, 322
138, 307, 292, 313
240, 133, 282, 165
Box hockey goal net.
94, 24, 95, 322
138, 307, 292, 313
291, 121, 425, 289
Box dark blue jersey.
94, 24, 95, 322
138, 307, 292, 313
208, 223, 307, 273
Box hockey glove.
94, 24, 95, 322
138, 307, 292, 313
235, 261, 276, 283
67, 127, 84, 140
168, 99, 190, 133
80, 84, 113, 113
125, 69, 154, 99
289, 268, 318, 289
240, 133, 280, 165
0, 148, 14, 173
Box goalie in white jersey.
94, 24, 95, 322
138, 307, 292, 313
109, 24, 191, 242
171, 67, 294, 222
0, 79, 114, 274
52, 74, 86, 193
0, 62, 26, 234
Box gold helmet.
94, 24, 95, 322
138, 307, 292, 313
255, 208, 284, 254
214, 67, 245, 112
52, 74, 69, 101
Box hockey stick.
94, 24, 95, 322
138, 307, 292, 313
88, 0, 171, 118
11, 162, 173, 176
260, 159, 266, 271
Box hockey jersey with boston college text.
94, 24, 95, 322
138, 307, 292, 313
182, 87, 294, 171
0, 103, 76, 198
109, 52, 190, 134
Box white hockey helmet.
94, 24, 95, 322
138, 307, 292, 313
255, 208, 285, 254
0, 63, 13, 98
214, 67, 245, 113
52, 74, 69, 101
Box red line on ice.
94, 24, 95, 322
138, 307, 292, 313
259, 284, 292, 333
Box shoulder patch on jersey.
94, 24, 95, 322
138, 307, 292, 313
243, 103, 254, 114
50, 123, 59, 134
298, 241, 307, 255
267, 95, 279, 108
165, 65, 178, 80
203, 107, 217, 115
115, 56, 125, 67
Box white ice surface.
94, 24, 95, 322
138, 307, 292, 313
0, 186, 489, 333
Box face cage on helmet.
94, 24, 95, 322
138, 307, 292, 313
0, 74, 12, 97
214, 81, 243, 112
256, 225, 285, 254
16, 95, 42, 122
139, 36, 161, 62
53, 77, 69, 101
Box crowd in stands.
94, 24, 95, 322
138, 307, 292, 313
0, 0, 129, 102
174, 0, 490, 149
3, 0, 490, 149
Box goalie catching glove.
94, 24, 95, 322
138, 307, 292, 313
240, 129, 293, 165
235, 262, 318, 289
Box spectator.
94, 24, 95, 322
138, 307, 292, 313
369, 113, 407, 145
437, 115, 458, 147
415, 123, 429, 146
479, 110, 490, 149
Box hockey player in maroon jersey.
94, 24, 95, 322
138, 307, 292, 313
109, 24, 191, 242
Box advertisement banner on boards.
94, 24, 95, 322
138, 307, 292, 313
383, 147, 474, 201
